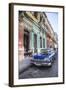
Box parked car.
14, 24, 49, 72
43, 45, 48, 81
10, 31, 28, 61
31, 48, 56, 66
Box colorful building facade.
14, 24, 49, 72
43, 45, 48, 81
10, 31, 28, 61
18, 11, 58, 61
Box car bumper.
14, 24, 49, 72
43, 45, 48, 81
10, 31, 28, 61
31, 61, 52, 66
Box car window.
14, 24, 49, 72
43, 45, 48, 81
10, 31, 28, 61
40, 49, 48, 54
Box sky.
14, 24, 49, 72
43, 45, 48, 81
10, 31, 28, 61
45, 12, 58, 35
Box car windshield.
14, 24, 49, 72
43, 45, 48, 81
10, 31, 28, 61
32, 48, 49, 54
31, 48, 54, 56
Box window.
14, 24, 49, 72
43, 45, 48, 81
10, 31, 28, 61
43, 38, 45, 48
40, 15, 43, 22
40, 37, 42, 48
34, 34, 37, 49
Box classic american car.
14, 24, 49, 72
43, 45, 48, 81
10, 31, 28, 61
31, 48, 56, 66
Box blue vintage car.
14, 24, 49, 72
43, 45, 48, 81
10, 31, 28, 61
31, 48, 56, 66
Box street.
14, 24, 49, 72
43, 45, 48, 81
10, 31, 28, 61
19, 52, 58, 79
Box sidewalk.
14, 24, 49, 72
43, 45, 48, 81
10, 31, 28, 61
19, 56, 32, 74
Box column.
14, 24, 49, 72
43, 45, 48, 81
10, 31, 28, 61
37, 32, 40, 53
45, 34, 47, 48
30, 31, 34, 52
18, 22, 24, 62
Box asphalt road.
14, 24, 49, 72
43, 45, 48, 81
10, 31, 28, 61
19, 53, 58, 79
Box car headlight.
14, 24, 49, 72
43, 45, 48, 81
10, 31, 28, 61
44, 58, 49, 61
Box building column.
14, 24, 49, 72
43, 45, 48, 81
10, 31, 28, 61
37, 32, 40, 53
30, 31, 34, 52
47, 36, 50, 48
18, 22, 24, 62
45, 34, 47, 48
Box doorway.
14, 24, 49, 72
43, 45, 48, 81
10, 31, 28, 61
24, 30, 29, 52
